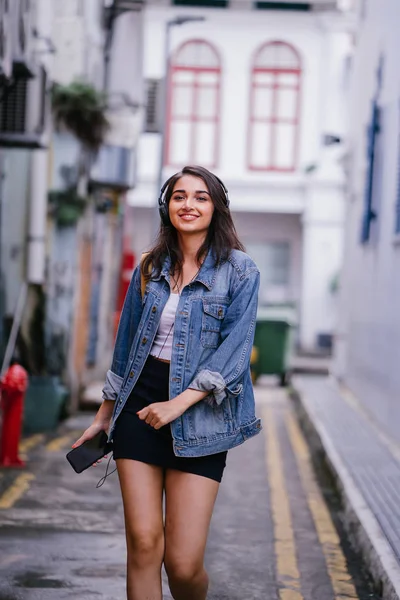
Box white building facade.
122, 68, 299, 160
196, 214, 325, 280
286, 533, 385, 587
334, 0, 400, 443
129, 0, 354, 353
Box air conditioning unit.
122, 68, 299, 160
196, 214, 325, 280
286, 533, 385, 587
11, 0, 36, 78
0, 0, 12, 80
90, 144, 136, 191
0, 65, 48, 148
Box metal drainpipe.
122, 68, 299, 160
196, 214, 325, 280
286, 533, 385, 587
27, 149, 48, 285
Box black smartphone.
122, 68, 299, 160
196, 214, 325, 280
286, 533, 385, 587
66, 430, 112, 474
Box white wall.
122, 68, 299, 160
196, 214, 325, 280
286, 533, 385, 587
301, 178, 345, 349
334, 0, 400, 442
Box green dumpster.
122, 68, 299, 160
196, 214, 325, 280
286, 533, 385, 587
251, 306, 296, 386
23, 376, 68, 434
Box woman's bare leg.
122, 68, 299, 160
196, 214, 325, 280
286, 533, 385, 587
116, 459, 165, 600
163, 469, 220, 600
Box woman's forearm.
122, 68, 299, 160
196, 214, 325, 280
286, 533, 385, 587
174, 388, 209, 412
94, 399, 115, 425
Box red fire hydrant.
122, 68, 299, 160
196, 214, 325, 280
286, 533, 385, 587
0, 364, 29, 467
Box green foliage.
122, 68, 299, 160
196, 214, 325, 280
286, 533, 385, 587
51, 81, 109, 153
48, 188, 87, 227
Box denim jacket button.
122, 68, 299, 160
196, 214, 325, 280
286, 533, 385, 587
152, 306, 157, 313
129, 371, 134, 378
142, 337, 147, 344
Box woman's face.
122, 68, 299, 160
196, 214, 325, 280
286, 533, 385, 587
168, 175, 215, 236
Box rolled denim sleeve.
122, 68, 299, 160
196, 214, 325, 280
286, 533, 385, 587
102, 370, 124, 401
189, 268, 260, 406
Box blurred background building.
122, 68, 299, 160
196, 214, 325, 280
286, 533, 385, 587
0, 0, 360, 424
131, 0, 354, 355
333, 0, 400, 444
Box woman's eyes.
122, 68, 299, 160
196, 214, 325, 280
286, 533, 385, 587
172, 195, 208, 202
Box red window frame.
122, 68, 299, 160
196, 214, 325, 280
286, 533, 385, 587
247, 41, 302, 172
166, 39, 221, 168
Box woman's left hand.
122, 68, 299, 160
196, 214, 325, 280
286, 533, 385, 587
137, 399, 186, 430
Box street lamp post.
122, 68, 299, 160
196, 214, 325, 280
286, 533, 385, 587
154, 16, 205, 231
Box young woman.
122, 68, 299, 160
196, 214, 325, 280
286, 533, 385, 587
73, 165, 261, 600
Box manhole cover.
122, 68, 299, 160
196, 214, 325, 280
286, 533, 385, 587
14, 572, 68, 589
73, 565, 125, 578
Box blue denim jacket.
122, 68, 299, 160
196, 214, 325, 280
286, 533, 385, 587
102, 248, 262, 457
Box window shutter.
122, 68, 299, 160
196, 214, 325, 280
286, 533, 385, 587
144, 78, 162, 133
396, 106, 400, 234
361, 101, 380, 243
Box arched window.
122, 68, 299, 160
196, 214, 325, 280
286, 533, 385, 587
166, 40, 221, 168
248, 41, 302, 172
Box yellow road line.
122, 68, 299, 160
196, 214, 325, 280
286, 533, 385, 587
19, 434, 44, 454
46, 433, 77, 452
285, 410, 358, 599
264, 407, 303, 600
0, 473, 35, 509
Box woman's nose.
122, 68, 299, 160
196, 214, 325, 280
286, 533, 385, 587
183, 195, 195, 209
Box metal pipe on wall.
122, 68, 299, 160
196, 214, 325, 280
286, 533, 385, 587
27, 149, 48, 284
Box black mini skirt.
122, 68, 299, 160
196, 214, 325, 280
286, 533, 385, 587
112, 355, 227, 483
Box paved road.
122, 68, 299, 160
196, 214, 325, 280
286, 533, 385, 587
0, 383, 380, 600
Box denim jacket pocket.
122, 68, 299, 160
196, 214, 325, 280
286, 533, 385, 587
201, 300, 228, 348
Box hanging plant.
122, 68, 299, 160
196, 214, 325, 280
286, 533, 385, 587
48, 188, 88, 228
51, 81, 110, 153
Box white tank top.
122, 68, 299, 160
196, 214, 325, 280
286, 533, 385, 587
149, 293, 180, 361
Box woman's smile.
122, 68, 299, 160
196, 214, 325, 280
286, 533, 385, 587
179, 213, 199, 221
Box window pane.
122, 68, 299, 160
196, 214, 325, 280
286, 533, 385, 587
197, 72, 219, 85
254, 72, 274, 86
265, 242, 290, 285
250, 123, 271, 168
274, 123, 296, 169
194, 122, 216, 166
256, 42, 300, 70
169, 121, 191, 165
276, 87, 297, 120
196, 86, 218, 119
253, 86, 274, 120
175, 42, 219, 69
245, 241, 291, 305
277, 73, 299, 87
173, 70, 195, 85
172, 85, 193, 118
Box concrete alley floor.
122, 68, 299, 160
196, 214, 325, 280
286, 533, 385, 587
0, 381, 380, 600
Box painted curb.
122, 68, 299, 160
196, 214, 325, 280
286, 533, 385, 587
291, 384, 400, 600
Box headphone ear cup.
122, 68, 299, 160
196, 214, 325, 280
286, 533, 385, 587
159, 202, 170, 226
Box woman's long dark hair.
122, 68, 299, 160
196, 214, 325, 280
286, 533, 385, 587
142, 165, 245, 280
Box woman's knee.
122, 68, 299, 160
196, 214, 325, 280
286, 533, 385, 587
126, 526, 165, 568
164, 553, 205, 586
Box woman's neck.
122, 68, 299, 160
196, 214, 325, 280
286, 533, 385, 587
177, 233, 207, 265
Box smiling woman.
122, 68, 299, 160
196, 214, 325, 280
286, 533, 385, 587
73, 165, 261, 600
168, 175, 215, 240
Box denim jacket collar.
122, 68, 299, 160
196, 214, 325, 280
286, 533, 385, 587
152, 248, 218, 291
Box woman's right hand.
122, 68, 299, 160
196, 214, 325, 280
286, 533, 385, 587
71, 421, 108, 449
71, 399, 114, 449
